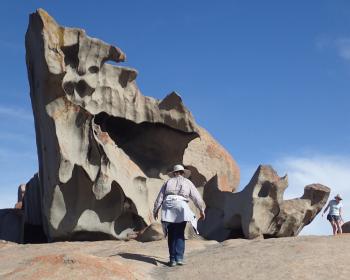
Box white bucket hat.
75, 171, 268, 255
335, 194, 343, 200
167, 164, 191, 178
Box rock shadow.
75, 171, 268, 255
94, 113, 198, 178
55, 165, 146, 241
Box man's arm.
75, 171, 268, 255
188, 181, 206, 220
153, 184, 166, 220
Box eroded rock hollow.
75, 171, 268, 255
25, 9, 240, 241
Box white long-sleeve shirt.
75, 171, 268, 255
153, 175, 206, 216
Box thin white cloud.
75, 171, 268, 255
315, 36, 350, 63
336, 38, 350, 61
275, 154, 350, 235
0, 106, 33, 121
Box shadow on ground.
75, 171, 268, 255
114, 253, 169, 266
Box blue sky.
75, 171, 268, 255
0, 1, 349, 235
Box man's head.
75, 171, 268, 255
168, 164, 191, 178
173, 170, 184, 177
335, 194, 343, 201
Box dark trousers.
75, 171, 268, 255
167, 221, 187, 262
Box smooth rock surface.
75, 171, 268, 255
0, 235, 350, 280
25, 9, 239, 241
157, 235, 350, 280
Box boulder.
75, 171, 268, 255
199, 165, 330, 240
25, 9, 239, 241
0, 174, 47, 244
137, 223, 164, 242
14, 184, 26, 209
342, 221, 350, 233
23, 173, 47, 243
0, 209, 23, 243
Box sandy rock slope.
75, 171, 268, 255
1, 234, 350, 280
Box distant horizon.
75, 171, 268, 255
1, 1, 349, 236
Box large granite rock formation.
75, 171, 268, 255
25, 9, 240, 241
199, 165, 330, 240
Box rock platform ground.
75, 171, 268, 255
1, 234, 350, 280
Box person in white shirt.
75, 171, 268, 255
322, 194, 344, 235
153, 164, 206, 267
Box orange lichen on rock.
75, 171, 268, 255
3, 254, 135, 280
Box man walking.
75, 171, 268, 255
153, 164, 206, 267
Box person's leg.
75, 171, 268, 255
167, 223, 176, 264
335, 217, 343, 234
330, 220, 337, 235
327, 215, 337, 235
174, 222, 187, 264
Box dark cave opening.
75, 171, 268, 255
94, 112, 198, 178
258, 182, 272, 197
227, 214, 245, 239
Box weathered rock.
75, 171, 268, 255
0, 174, 47, 244
22, 173, 48, 243
14, 184, 26, 209
23, 173, 42, 227
25, 9, 239, 241
137, 223, 164, 242
342, 221, 350, 233
199, 165, 330, 240
0, 209, 23, 243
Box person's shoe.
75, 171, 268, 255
168, 260, 177, 267
176, 260, 184, 266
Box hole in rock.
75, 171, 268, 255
76, 80, 95, 97
62, 80, 95, 97
88, 66, 99, 73
258, 182, 272, 197
229, 214, 242, 228
68, 231, 116, 241
118, 69, 134, 88
227, 214, 244, 239
61, 44, 79, 69
263, 234, 275, 239
63, 81, 75, 95
94, 112, 198, 178
228, 227, 244, 239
